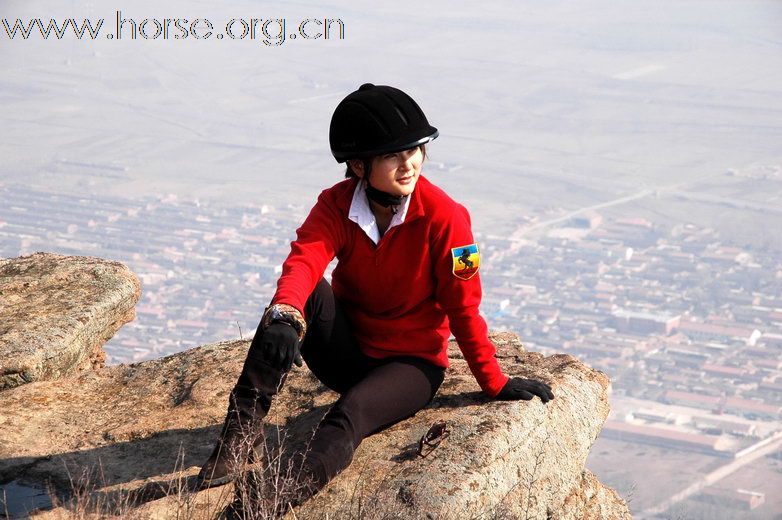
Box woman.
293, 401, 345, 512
198, 83, 554, 502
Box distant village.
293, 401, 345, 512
2, 182, 781, 514
485, 212, 782, 428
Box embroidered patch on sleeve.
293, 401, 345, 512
451, 243, 480, 280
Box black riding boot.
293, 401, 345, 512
198, 348, 286, 487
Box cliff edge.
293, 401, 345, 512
0, 253, 140, 390
0, 253, 630, 519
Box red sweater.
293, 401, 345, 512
272, 175, 509, 397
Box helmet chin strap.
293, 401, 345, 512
364, 173, 403, 213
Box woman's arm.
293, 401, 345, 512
432, 204, 552, 402
431, 203, 509, 397
272, 190, 346, 316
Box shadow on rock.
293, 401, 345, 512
1, 403, 333, 516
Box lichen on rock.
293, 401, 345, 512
0, 252, 141, 390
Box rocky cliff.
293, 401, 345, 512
0, 253, 631, 519
0, 253, 140, 390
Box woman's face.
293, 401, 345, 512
354, 146, 423, 197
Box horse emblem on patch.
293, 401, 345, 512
451, 243, 480, 280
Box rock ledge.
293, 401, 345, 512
1, 334, 631, 519
0, 252, 141, 390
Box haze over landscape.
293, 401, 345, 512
2, 0, 782, 518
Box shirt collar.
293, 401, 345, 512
348, 178, 411, 245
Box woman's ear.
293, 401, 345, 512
348, 159, 365, 178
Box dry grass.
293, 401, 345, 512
2, 488, 10, 519
24, 421, 554, 520
29, 418, 334, 520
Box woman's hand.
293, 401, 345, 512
262, 322, 303, 372
495, 377, 554, 403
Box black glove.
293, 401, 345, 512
495, 377, 554, 403
261, 322, 302, 372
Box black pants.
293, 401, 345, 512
246, 279, 445, 492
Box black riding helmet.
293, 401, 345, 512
329, 83, 439, 163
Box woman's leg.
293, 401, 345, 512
300, 279, 380, 394
296, 356, 445, 498
199, 278, 370, 486
197, 321, 288, 486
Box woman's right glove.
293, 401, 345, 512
495, 377, 554, 403
262, 322, 303, 372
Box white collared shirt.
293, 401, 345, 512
348, 179, 411, 245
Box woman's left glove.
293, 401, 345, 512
495, 377, 554, 403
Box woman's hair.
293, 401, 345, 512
344, 144, 428, 179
